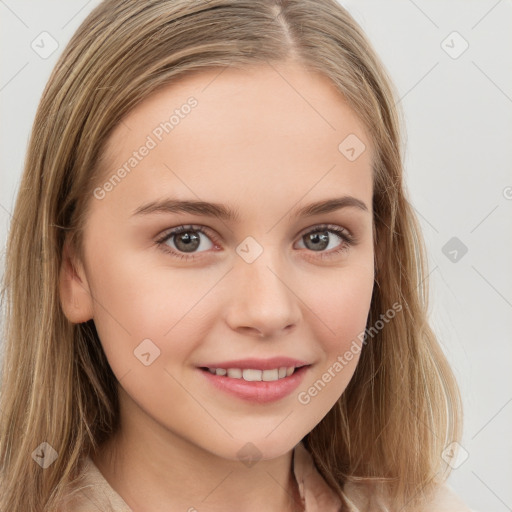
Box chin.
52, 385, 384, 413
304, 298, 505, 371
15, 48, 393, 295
207, 435, 300, 463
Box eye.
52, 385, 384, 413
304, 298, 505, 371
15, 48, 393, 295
295, 224, 355, 260
156, 225, 218, 261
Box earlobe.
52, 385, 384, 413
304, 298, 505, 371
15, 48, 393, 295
58, 238, 94, 324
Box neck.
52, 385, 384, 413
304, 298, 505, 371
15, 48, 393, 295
91, 397, 303, 512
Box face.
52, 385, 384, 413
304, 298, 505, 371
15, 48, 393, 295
60, 60, 375, 462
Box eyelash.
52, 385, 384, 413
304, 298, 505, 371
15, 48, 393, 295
155, 223, 356, 262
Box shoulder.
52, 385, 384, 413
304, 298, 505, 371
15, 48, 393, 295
342, 480, 476, 512
422, 482, 477, 512
57, 455, 132, 512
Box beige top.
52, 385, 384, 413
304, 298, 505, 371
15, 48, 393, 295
63, 441, 476, 512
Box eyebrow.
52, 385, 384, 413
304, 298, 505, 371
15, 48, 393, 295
131, 195, 369, 221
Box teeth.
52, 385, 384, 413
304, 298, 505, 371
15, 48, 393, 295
207, 366, 297, 381
227, 368, 242, 379
243, 369, 262, 381
262, 369, 278, 381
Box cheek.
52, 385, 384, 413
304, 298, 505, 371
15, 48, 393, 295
85, 243, 220, 374
309, 262, 374, 347
295, 264, 374, 411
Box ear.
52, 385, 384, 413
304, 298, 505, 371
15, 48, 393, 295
59, 236, 94, 323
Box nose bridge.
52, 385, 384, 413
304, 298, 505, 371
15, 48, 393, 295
238, 238, 288, 301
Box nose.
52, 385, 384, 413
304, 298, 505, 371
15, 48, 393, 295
224, 251, 301, 339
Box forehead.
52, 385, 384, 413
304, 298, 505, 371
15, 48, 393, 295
94, 61, 374, 220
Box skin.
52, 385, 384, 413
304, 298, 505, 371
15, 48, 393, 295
59, 60, 376, 512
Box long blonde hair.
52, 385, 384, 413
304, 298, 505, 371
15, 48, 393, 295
0, 0, 462, 510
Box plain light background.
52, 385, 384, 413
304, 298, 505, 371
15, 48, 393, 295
1, 1, 511, 511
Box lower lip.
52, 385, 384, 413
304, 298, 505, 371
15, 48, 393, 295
197, 366, 310, 404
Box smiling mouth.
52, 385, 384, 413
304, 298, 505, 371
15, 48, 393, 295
199, 365, 308, 382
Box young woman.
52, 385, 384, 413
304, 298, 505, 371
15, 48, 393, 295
0, 1, 473, 510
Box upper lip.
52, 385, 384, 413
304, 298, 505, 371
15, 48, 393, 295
198, 357, 311, 371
